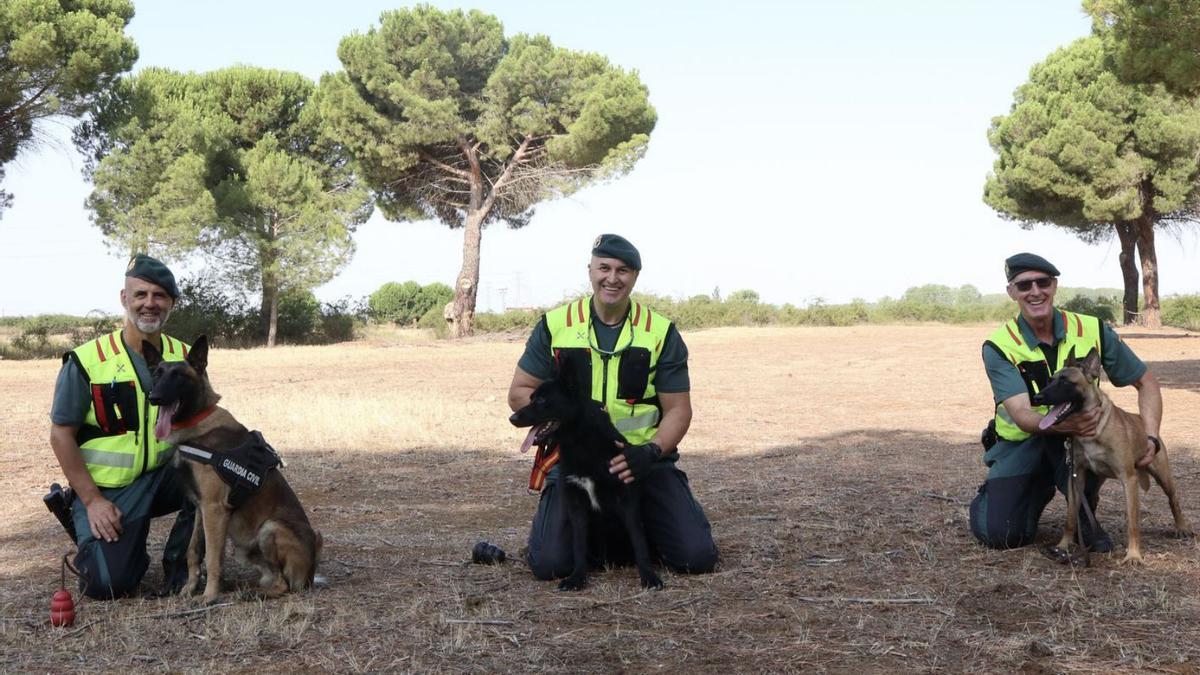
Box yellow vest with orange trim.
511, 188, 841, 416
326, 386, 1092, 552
528, 296, 672, 491
985, 310, 1101, 442
66, 330, 190, 488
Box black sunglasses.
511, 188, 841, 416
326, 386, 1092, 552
1011, 277, 1054, 292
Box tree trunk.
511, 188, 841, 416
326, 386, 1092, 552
1114, 222, 1139, 325
260, 217, 280, 346
1134, 212, 1161, 328
448, 211, 484, 338
260, 276, 279, 347
445, 137, 490, 339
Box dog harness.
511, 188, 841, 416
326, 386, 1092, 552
178, 431, 282, 507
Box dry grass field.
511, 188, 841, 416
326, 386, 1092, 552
2, 324, 1200, 672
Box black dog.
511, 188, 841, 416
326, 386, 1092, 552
510, 365, 663, 591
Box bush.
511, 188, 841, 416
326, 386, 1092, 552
902, 284, 957, 305
727, 289, 760, 304
473, 309, 542, 333
168, 275, 257, 346
3, 318, 60, 359
0, 313, 119, 360
370, 281, 454, 325
168, 275, 363, 347
320, 296, 366, 343
369, 281, 423, 324
418, 305, 450, 339
275, 290, 324, 344
1162, 294, 1200, 331
418, 282, 454, 319
1061, 294, 1120, 324
274, 290, 369, 345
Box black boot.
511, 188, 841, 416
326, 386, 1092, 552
155, 558, 191, 597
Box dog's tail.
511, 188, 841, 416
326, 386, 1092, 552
1138, 470, 1151, 493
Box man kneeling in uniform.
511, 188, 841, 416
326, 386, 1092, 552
46, 255, 196, 598
970, 253, 1163, 550
507, 234, 719, 581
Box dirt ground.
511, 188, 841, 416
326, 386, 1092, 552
2, 324, 1200, 673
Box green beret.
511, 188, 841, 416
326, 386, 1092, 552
591, 233, 641, 270
1004, 252, 1060, 281
125, 253, 179, 299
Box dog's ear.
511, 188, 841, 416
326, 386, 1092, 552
1081, 346, 1102, 381
557, 352, 575, 386
1064, 348, 1078, 369
142, 339, 164, 370
188, 335, 209, 375
554, 349, 590, 399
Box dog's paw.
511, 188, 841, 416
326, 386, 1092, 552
1119, 551, 1145, 566
557, 577, 587, 592
1171, 527, 1194, 539
639, 572, 664, 590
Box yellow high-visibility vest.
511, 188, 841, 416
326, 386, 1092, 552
526, 296, 674, 491
66, 330, 189, 487
985, 310, 1101, 442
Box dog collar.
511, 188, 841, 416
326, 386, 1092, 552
171, 405, 218, 431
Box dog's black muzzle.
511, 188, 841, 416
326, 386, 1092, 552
1030, 378, 1077, 409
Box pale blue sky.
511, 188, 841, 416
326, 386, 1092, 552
2, 0, 1196, 316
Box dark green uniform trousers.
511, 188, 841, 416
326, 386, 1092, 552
527, 461, 718, 579
969, 435, 1101, 549
70, 464, 195, 599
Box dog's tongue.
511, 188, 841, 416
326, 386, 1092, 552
155, 402, 178, 440
519, 426, 539, 454
1039, 402, 1071, 431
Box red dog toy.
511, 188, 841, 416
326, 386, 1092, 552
50, 555, 76, 627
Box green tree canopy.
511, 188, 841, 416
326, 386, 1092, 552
902, 284, 956, 306
1085, 0, 1200, 96
983, 37, 1200, 327
317, 5, 656, 337
369, 280, 422, 324
79, 66, 372, 346
0, 0, 136, 216
727, 289, 761, 304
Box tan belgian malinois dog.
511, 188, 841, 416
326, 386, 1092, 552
144, 336, 322, 602
1032, 347, 1190, 564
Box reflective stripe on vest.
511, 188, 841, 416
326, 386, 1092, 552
79, 447, 136, 468
69, 330, 190, 488
985, 310, 1102, 442
613, 409, 661, 433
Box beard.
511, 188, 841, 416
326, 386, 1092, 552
128, 306, 171, 334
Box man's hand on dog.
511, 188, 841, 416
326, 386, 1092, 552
1045, 406, 1101, 438
610, 441, 661, 484
1136, 436, 1161, 469
85, 496, 123, 542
